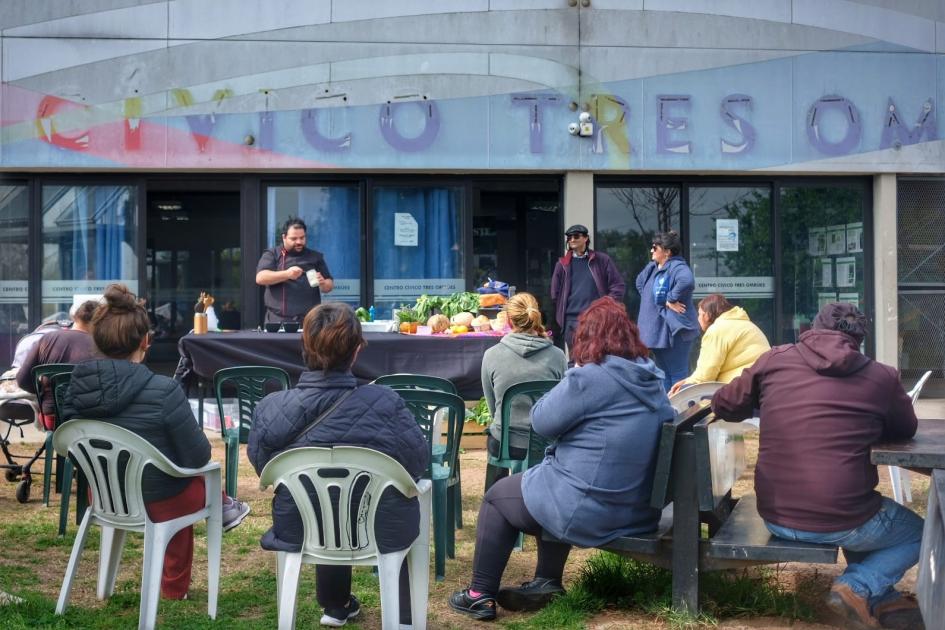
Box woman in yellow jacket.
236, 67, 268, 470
668, 293, 770, 395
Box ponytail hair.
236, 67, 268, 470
91, 284, 150, 359
505, 292, 545, 336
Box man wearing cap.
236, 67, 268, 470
711, 303, 923, 630
550, 224, 625, 348
256, 217, 333, 324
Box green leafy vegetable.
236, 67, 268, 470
467, 397, 493, 427
354, 307, 370, 322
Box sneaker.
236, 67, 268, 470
497, 577, 565, 612
825, 583, 880, 630
873, 592, 924, 630
320, 595, 361, 627
448, 589, 497, 621
222, 498, 251, 532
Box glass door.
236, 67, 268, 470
0, 184, 29, 370
688, 185, 774, 340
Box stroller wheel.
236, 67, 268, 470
4, 469, 18, 482
15, 479, 31, 503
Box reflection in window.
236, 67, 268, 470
689, 186, 773, 339
41, 185, 138, 320
266, 186, 361, 307
373, 186, 464, 318
780, 186, 866, 343
596, 186, 681, 319
0, 185, 29, 369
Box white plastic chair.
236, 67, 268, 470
889, 370, 934, 505
259, 446, 432, 630
53, 420, 222, 630
668, 381, 726, 414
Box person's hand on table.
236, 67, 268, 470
668, 380, 688, 396
666, 301, 686, 314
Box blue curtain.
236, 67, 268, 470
373, 187, 461, 279
299, 187, 360, 280
53, 185, 131, 284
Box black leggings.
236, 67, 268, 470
471, 473, 572, 595
316, 563, 410, 623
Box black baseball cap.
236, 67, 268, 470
565, 224, 589, 236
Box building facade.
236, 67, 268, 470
1, 1, 943, 377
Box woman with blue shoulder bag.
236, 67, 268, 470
635, 230, 699, 391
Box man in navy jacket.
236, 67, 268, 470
550, 224, 625, 348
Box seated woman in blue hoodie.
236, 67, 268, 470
449, 296, 675, 621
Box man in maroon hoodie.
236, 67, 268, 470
712, 303, 923, 630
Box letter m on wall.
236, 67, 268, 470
880, 98, 937, 150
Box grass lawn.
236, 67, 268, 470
0, 431, 929, 629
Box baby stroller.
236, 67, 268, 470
0, 377, 43, 503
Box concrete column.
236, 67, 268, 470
563, 171, 594, 236
873, 174, 898, 367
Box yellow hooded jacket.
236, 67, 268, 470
688, 306, 770, 384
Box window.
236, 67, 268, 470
0, 184, 29, 369
596, 185, 681, 318
41, 184, 138, 319
689, 186, 774, 339
779, 185, 867, 343
372, 186, 464, 317
265, 185, 361, 307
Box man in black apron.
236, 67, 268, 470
255, 217, 334, 324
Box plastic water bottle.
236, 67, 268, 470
368, 306, 376, 322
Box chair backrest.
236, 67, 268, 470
50, 372, 73, 422
214, 366, 290, 442
908, 370, 933, 404
393, 389, 465, 482
498, 380, 558, 461
53, 419, 196, 530
373, 373, 458, 396
667, 381, 725, 414
258, 446, 420, 562
31, 363, 75, 412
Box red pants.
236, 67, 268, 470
145, 478, 206, 599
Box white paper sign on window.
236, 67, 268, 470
394, 212, 419, 247
716, 219, 739, 252
835, 257, 856, 287
808, 227, 826, 256
845, 222, 863, 253
838, 292, 860, 308
827, 225, 846, 255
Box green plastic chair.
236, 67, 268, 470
213, 366, 290, 499
32, 363, 75, 506
394, 388, 465, 581
53, 419, 222, 630
373, 373, 459, 395
374, 374, 464, 530
484, 380, 558, 493
259, 446, 432, 629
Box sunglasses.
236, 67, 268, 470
650, 244, 660, 251
566, 234, 587, 240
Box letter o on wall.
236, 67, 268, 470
379, 101, 440, 152
807, 95, 861, 156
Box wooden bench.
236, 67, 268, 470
584, 403, 840, 613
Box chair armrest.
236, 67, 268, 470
414, 479, 433, 497
158, 460, 222, 478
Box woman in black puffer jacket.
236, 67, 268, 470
248, 302, 429, 627
62, 284, 250, 601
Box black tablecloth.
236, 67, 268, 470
176, 331, 502, 400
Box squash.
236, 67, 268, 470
471, 315, 491, 332
450, 311, 475, 328
427, 313, 450, 333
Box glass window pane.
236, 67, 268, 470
372, 186, 464, 318
688, 186, 774, 339
265, 185, 361, 308
41, 184, 138, 319
779, 185, 866, 343
596, 186, 681, 318
0, 184, 30, 369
